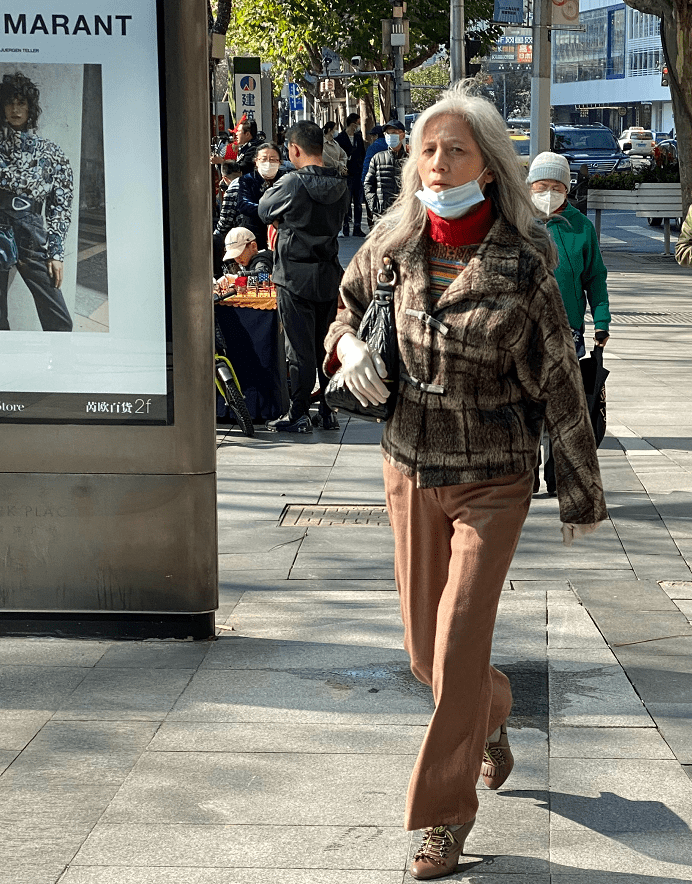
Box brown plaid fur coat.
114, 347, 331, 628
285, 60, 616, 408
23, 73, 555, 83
324, 214, 607, 525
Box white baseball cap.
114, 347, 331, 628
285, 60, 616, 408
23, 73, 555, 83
223, 227, 256, 261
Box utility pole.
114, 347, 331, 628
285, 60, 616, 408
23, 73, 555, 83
450, 0, 466, 83
530, 0, 552, 160
388, 0, 409, 119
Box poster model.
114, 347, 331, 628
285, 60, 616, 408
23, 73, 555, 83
0, 3, 171, 423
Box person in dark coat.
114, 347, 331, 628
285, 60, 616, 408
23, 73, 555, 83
335, 112, 366, 236
361, 125, 387, 186
363, 119, 407, 220
235, 118, 265, 174
258, 120, 349, 433
237, 143, 286, 250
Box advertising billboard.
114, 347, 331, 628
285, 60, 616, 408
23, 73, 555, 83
0, 2, 171, 424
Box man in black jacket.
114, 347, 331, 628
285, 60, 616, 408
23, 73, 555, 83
363, 119, 407, 220
259, 120, 349, 433
236, 119, 265, 175
335, 113, 366, 237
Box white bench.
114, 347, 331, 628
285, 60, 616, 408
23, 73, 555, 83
587, 184, 682, 255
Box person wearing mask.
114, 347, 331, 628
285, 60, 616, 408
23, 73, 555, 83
335, 112, 366, 236
323, 83, 605, 879
362, 125, 387, 229
363, 119, 407, 220
258, 120, 349, 433
235, 119, 264, 175
213, 161, 242, 277
527, 152, 611, 496
322, 121, 348, 176
237, 143, 285, 250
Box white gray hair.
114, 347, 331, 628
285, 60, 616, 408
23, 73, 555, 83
376, 80, 557, 268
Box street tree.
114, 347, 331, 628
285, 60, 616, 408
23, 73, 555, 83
407, 60, 449, 114
624, 0, 692, 212
481, 67, 531, 122
228, 0, 495, 124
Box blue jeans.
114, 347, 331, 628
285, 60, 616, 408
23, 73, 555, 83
0, 206, 72, 331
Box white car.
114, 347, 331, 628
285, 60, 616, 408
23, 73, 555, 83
618, 128, 655, 156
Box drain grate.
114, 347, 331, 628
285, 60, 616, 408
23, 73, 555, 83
280, 504, 390, 527
610, 311, 692, 326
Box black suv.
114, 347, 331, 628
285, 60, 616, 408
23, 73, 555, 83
550, 124, 632, 212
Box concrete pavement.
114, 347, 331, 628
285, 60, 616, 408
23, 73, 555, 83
2, 239, 692, 882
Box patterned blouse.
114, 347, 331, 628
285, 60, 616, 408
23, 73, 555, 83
0, 128, 74, 261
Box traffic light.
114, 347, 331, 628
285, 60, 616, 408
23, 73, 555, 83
661, 65, 669, 87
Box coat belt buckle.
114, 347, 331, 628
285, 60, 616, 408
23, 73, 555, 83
12, 196, 31, 212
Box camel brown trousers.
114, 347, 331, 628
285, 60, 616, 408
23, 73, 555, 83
383, 459, 533, 831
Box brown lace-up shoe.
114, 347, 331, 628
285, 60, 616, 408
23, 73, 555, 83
480, 722, 514, 789
409, 818, 476, 880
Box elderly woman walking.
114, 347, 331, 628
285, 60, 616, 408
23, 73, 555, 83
324, 82, 607, 880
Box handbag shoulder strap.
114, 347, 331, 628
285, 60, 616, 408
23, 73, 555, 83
374, 256, 396, 302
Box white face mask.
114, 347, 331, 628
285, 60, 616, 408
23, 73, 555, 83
415, 168, 488, 220
385, 132, 401, 149
258, 161, 280, 179
532, 190, 566, 216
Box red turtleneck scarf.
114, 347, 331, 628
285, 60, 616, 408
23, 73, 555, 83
426, 197, 495, 301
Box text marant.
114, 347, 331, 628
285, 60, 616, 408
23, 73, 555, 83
4, 14, 133, 37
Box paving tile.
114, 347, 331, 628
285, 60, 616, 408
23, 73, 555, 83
0, 821, 92, 866
643, 703, 692, 764
508, 568, 635, 581
512, 519, 629, 570
201, 636, 409, 669
0, 710, 52, 750
0, 749, 17, 774
101, 750, 411, 826
60, 871, 404, 884
0, 783, 120, 824
0, 865, 67, 884
0, 665, 88, 711
52, 668, 195, 721
548, 758, 692, 826
148, 720, 425, 754
216, 439, 341, 467
169, 668, 433, 725
549, 726, 675, 759
72, 823, 410, 870
548, 649, 652, 727
551, 873, 692, 884
573, 579, 680, 613
659, 580, 692, 600
629, 554, 692, 581
0, 721, 158, 786
674, 599, 692, 620
0, 638, 109, 667
548, 605, 607, 649
218, 574, 397, 593
95, 643, 212, 669
549, 828, 692, 878
612, 652, 692, 704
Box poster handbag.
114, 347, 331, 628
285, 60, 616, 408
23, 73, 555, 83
324, 259, 399, 423
0, 226, 18, 271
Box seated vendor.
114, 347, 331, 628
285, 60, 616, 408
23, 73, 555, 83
222, 226, 274, 276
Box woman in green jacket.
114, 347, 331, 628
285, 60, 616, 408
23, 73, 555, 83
528, 152, 611, 494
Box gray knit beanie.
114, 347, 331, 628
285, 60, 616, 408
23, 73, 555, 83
526, 152, 571, 189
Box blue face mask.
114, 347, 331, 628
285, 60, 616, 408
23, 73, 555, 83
415, 168, 488, 220
385, 132, 401, 149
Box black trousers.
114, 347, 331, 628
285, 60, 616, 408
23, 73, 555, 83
277, 287, 337, 418
0, 206, 72, 332
344, 176, 363, 232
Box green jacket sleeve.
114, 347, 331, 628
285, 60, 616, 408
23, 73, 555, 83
582, 222, 610, 330
676, 205, 692, 267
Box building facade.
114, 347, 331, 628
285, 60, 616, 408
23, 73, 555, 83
550, 1, 674, 136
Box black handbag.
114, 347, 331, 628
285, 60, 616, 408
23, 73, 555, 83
579, 346, 609, 447
0, 225, 18, 271
325, 258, 399, 423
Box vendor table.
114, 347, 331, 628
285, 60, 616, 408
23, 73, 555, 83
215, 295, 288, 421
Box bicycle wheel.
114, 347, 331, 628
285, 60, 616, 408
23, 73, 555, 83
216, 362, 254, 437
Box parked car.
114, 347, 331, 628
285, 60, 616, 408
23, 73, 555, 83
508, 132, 530, 171
550, 123, 632, 212
619, 128, 655, 156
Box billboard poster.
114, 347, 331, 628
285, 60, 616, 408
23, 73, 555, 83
0, 2, 171, 424
493, 0, 525, 25
233, 57, 262, 127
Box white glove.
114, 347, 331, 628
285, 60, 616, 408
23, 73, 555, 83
561, 521, 603, 546
336, 333, 390, 408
